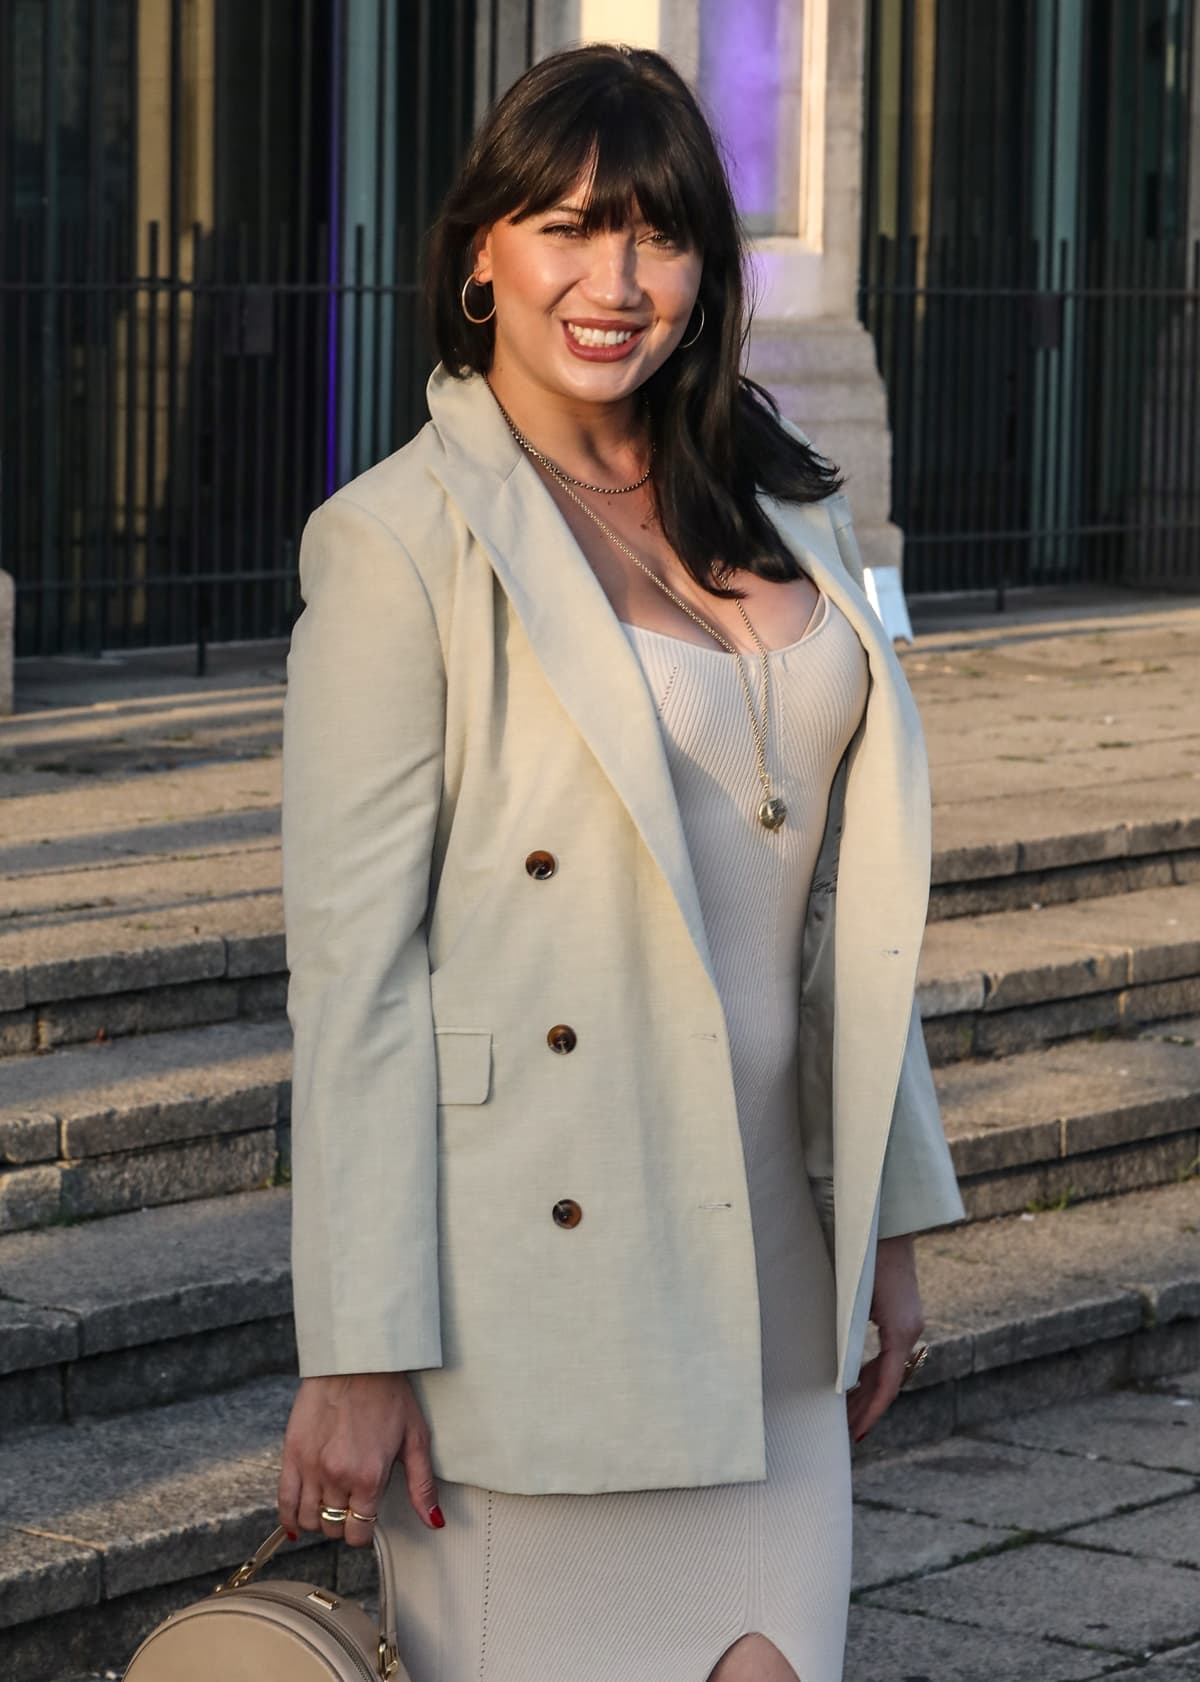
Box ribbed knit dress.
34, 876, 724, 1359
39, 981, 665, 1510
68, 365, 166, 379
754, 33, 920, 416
377, 581, 871, 1682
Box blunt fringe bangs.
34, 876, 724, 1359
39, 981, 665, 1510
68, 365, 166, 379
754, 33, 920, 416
423, 43, 845, 598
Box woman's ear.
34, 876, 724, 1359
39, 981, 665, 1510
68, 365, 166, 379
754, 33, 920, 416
470, 226, 494, 286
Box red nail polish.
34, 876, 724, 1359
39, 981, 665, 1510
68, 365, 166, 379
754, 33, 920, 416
428, 1504, 445, 1528
853, 1430, 867, 1443
287, 1530, 298, 1540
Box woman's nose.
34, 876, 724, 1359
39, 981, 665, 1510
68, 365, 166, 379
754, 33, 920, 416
583, 233, 643, 303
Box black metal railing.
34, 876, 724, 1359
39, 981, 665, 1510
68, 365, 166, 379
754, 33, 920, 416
0, 0, 550, 664
1, 215, 439, 663
861, 231, 1200, 598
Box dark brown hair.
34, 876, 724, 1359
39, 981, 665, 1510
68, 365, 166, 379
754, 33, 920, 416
423, 43, 844, 598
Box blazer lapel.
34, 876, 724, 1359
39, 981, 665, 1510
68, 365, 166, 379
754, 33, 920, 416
423, 363, 718, 993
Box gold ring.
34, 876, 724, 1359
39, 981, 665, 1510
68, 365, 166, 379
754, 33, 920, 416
349, 1508, 378, 1524
900, 1343, 929, 1387
319, 1504, 350, 1523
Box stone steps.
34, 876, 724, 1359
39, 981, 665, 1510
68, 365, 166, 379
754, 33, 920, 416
0, 1018, 292, 1233
0, 1375, 348, 1682
0, 1189, 294, 1435
1, 996, 1198, 1243
4, 863, 1196, 1070
2, 1169, 1197, 1446
945, 1014, 1200, 1220
917, 879, 1200, 1063
0, 954, 1197, 1224
928, 784, 1200, 919
1, 1179, 1197, 1680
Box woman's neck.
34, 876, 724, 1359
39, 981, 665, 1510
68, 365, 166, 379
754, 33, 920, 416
483, 357, 650, 485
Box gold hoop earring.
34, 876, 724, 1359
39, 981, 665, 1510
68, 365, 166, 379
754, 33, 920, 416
679, 301, 705, 348
461, 274, 496, 324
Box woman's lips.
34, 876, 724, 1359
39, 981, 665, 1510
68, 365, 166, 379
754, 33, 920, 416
560, 320, 648, 362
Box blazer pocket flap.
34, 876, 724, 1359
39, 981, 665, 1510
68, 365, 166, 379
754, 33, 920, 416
434, 1029, 493, 1105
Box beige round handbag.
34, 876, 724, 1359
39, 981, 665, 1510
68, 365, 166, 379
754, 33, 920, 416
122, 1523, 412, 1681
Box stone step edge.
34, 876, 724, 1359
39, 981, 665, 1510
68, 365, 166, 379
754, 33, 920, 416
931, 818, 1200, 888
929, 845, 1199, 923
4, 1006, 1197, 1176
0, 1183, 1197, 1426
3, 874, 1200, 1055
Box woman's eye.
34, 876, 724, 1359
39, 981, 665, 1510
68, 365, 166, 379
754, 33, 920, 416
543, 223, 581, 237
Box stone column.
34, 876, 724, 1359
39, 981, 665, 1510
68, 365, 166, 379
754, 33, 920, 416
742, 0, 901, 573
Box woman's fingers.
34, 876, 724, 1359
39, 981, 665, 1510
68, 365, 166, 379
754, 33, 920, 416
279, 1374, 417, 1544
847, 1327, 925, 1442
402, 1418, 444, 1528
342, 1490, 383, 1551
277, 1442, 303, 1537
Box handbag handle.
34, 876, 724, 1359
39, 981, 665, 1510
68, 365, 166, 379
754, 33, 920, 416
214, 1523, 401, 1680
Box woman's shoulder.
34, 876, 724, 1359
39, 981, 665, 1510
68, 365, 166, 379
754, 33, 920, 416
302, 420, 458, 586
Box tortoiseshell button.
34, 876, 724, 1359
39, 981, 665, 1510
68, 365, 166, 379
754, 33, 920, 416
525, 850, 557, 880
552, 1199, 582, 1228
547, 1024, 577, 1053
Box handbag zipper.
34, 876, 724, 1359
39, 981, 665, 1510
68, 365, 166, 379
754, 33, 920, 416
219, 1581, 383, 1682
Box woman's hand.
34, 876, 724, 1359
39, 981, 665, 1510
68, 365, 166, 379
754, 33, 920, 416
845, 1233, 925, 1445
278, 1372, 444, 1547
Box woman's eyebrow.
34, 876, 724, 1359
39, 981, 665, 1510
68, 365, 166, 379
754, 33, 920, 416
545, 201, 653, 226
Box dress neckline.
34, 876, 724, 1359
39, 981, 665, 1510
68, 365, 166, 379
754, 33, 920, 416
618, 588, 829, 658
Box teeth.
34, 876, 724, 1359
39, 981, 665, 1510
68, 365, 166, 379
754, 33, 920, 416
566, 323, 637, 347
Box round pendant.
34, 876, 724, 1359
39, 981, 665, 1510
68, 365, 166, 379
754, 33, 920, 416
758, 795, 787, 830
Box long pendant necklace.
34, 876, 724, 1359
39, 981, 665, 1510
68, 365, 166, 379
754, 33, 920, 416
491, 385, 787, 831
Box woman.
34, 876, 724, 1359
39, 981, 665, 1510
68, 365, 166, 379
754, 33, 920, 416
277, 41, 965, 1682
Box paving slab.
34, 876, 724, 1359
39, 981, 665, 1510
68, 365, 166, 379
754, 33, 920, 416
860, 1540, 1200, 1657
850, 1434, 1190, 1532
936, 1027, 1200, 1174
1147, 1643, 1200, 1675
1059, 1490, 1200, 1570
844, 1603, 1114, 1682
1157, 1367, 1200, 1396
0, 1375, 297, 1613
918, 881, 1200, 1016
0, 1299, 77, 1378
0, 1017, 290, 1162
0, 1187, 292, 1357
917, 1179, 1200, 1370
0, 687, 283, 782
0, 1530, 100, 1630
850, 1502, 1018, 1591
0, 755, 279, 849
971, 1388, 1200, 1475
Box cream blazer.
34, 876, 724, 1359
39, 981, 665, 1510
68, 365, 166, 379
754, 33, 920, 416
280, 361, 966, 1495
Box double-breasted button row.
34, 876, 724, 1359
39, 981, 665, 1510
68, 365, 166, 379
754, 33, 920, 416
525, 849, 557, 880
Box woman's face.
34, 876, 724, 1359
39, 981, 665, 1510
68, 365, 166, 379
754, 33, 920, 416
470, 167, 704, 403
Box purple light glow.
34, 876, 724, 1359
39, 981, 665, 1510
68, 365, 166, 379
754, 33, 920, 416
699, 0, 782, 222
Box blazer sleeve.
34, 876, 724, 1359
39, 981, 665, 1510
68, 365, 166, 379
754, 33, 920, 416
875, 993, 967, 1239
281, 492, 446, 1376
